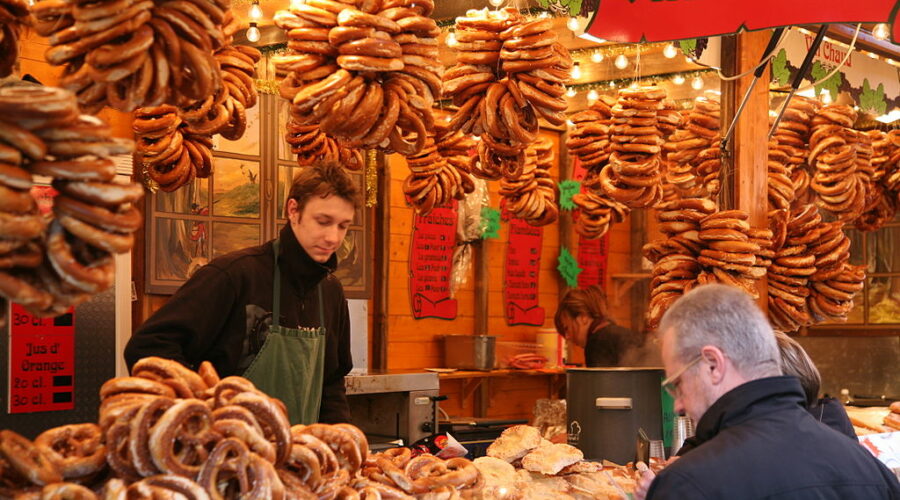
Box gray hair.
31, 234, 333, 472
659, 284, 781, 379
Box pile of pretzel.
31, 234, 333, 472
363, 447, 484, 498
402, 131, 476, 216
565, 96, 614, 175
273, 0, 441, 160
572, 177, 629, 240
499, 136, 558, 225
855, 130, 898, 231
597, 86, 668, 209
766, 204, 864, 331
32, 0, 235, 113
0, 0, 28, 77
436, 122, 478, 177
0, 86, 142, 316
807, 104, 867, 222
695, 210, 771, 299
443, 8, 571, 178
662, 93, 720, 200
134, 105, 210, 192
769, 96, 818, 209
0, 357, 484, 500
285, 121, 365, 170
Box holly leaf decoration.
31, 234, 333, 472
558, 180, 582, 211
771, 49, 790, 86
536, 0, 550, 8
859, 78, 887, 115
567, 0, 582, 16
810, 61, 843, 103
679, 39, 697, 57
481, 206, 501, 240
557, 247, 582, 288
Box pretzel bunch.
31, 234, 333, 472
402, 130, 476, 216
0, 0, 28, 77
435, 121, 478, 176
884, 130, 900, 199
34, 0, 232, 113
443, 8, 571, 178
598, 86, 668, 209
500, 136, 558, 226
767, 137, 795, 211
272, 0, 440, 160
772, 96, 818, 208
662, 93, 720, 200
808, 104, 867, 222
134, 105, 214, 192
855, 130, 899, 231
0, 87, 141, 316
286, 122, 365, 170
572, 175, 630, 240
565, 96, 615, 174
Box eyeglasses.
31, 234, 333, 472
661, 354, 704, 398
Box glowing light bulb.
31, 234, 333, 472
873, 23, 890, 40
691, 76, 704, 90
249, 2, 263, 20
489, 0, 503, 7
538, 10, 550, 19
446, 28, 457, 47
587, 89, 599, 102
565, 119, 575, 127
868, 51, 879, 59
820, 89, 832, 104
591, 52, 603, 63
290, 0, 303, 8
246, 23, 260, 42
663, 43, 678, 59
565, 87, 576, 98
567, 17, 579, 32
614, 54, 628, 69
672, 74, 685, 85
609, 81, 616, 88
571, 62, 581, 79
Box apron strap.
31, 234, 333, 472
273, 239, 326, 330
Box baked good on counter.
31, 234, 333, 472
487, 424, 542, 463
521, 443, 583, 476
0, 86, 141, 316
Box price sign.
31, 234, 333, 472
504, 217, 545, 326
8, 303, 75, 413
577, 233, 610, 289
409, 202, 458, 319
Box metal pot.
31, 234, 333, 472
567, 367, 666, 464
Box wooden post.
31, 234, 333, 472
722, 30, 772, 309
372, 153, 390, 370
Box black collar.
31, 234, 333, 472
277, 223, 336, 295
692, 376, 807, 445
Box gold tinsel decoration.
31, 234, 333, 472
254, 78, 280, 95
366, 149, 378, 208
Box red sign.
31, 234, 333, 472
584, 0, 898, 43
577, 233, 610, 289
409, 203, 458, 319
504, 218, 545, 326
8, 303, 75, 413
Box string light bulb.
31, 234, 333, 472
567, 17, 579, 32
587, 89, 599, 102
873, 23, 890, 40
591, 52, 604, 63
249, 1, 262, 20
663, 43, 678, 59
691, 76, 704, 90
614, 54, 628, 69
246, 22, 260, 42
446, 28, 457, 47
565, 119, 575, 127
565, 87, 576, 98
820, 89, 832, 104
538, 10, 550, 19
571, 62, 581, 79
672, 74, 685, 85
489, 0, 504, 7
290, 0, 304, 9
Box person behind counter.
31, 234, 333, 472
125, 162, 359, 425
554, 285, 645, 366
640, 284, 899, 500
774, 330, 856, 439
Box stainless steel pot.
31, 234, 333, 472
567, 367, 666, 464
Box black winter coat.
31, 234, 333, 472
125, 224, 353, 423
648, 376, 900, 500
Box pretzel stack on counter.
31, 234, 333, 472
0, 87, 141, 316
443, 8, 571, 178
771, 96, 818, 208
856, 130, 899, 231
33, 0, 232, 112
500, 136, 558, 225
0, 0, 28, 77
0, 357, 485, 499
661, 93, 720, 201
402, 130, 476, 216
808, 104, 866, 222
597, 86, 668, 209
273, 0, 441, 161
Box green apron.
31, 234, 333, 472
243, 240, 326, 425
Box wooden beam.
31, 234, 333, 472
372, 153, 390, 370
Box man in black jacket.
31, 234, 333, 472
641, 284, 899, 500
125, 162, 358, 423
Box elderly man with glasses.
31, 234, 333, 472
638, 284, 899, 500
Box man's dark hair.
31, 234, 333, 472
284, 161, 362, 216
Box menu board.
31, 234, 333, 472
7, 303, 75, 413
504, 217, 545, 326
409, 203, 458, 319
577, 233, 610, 289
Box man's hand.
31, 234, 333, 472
634, 461, 656, 500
